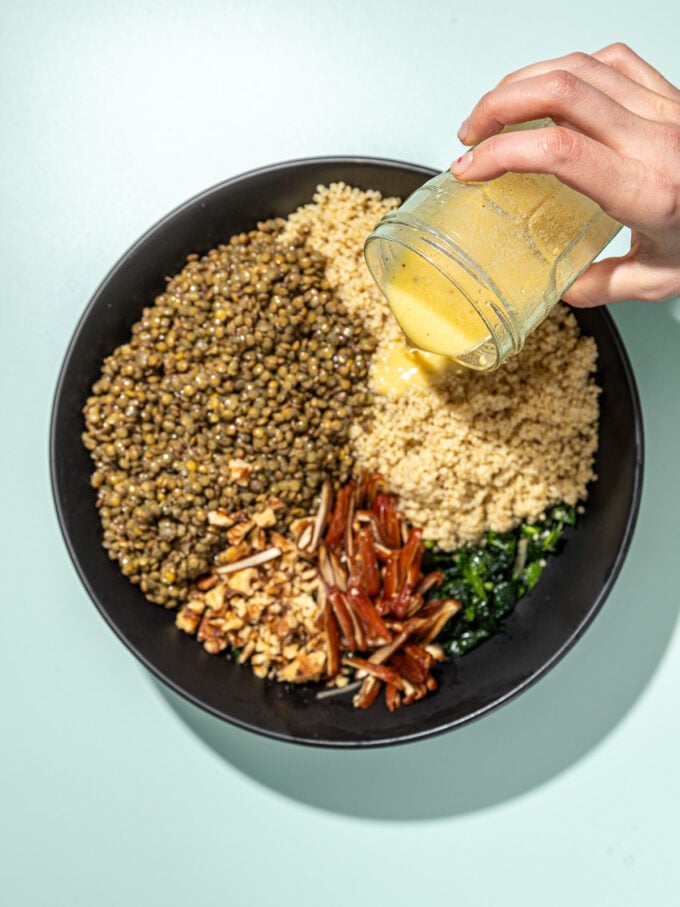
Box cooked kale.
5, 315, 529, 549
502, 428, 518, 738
423, 504, 578, 656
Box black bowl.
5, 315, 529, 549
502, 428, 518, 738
50, 156, 644, 747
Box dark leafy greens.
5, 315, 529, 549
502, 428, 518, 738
423, 504, 578, 656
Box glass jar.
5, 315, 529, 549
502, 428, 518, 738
364, 121, 622, 370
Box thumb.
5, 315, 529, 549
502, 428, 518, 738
562, 256, 649, 307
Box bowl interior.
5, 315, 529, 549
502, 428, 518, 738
51, 157, 644, 747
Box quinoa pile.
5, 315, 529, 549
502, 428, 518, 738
286, 182, 600, 550
353, 306, 599, 548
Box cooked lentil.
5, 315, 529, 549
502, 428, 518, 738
82, 223, 375, 606
281, 182, 400, 338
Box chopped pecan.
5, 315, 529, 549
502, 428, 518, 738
227, 458, 253, 487
207, 509, 234, 528
196, 574, 219, 592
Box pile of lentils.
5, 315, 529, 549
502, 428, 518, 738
82, 220, 375, 606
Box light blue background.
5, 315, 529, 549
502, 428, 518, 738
2, 2, 679, 905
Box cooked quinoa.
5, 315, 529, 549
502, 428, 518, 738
286, 182, 600, 550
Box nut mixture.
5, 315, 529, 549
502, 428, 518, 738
176, 474, 459, 710
176, 502, 328, 683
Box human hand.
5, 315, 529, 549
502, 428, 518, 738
451, 43, 680, 306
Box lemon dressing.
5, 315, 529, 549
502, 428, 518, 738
371, 338, 453, 397
365, 121, 622, 370
378, 244, 492, 362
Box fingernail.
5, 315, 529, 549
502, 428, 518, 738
451, 150, 474, 175
457, 118, 470, 141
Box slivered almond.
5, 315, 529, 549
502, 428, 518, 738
215, 547, 282, 574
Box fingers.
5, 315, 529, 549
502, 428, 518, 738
458, 48, 680, 147
562, 257, 636, 307
564, 254, 680, 306
451, 126, 643, 224
593, 43, 680, 103
451, 47, 680, 308
457, 71, 640, 152
496, 50, 663, 118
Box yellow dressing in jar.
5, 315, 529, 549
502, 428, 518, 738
379, 244, 492, 362
365, 121, 622, 371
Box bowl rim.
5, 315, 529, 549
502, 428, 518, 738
49, 155, 645, 747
